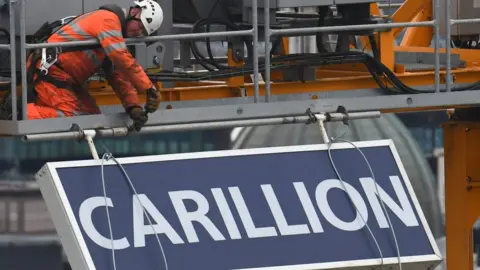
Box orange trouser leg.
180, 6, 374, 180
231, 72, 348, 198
27, 81, 101, 120
27, 103, 71, 119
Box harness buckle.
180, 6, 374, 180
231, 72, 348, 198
39, 47, 59, 75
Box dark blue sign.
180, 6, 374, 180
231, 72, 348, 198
36, 139, 442, 270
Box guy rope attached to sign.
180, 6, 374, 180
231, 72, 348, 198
34, 109, 442, 270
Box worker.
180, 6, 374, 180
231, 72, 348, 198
1, 0, 164, 131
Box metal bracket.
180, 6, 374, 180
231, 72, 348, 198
69, 123, 99, 160
328, 105, 349, 126
305, 108, 331, 143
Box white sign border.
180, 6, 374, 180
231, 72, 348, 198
35, 139, 443, 270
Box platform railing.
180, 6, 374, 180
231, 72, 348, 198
13, 0, 259, 121
3, 0, 480, 136
9, 0, 440, 120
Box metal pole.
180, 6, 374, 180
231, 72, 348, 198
433, 0, 440, 92
23, 16, 432, 55
24, 20, 435, 51
445, 0, 452, 92
22, 111, 382, 142
0, 44, 10, 50
451, 18, 480, 25
252, 0, 260, 103
20, 0, 27, 119
9, 0, 17, 122
271, 21, 435, 36
378, 3, 402, 8
25, 29, 254, 49
264, 0, 271, 102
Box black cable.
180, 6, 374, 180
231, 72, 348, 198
205, 0, 225, 70
190, 0, 247, 71
0, 27, 10, 43
0, 27, 10, 66
190, 0, 283, 71
145, 49, 480, 96
0, 26, 11, 91
190, 18, 255, 71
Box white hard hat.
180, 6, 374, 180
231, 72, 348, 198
133, 0, 164, 35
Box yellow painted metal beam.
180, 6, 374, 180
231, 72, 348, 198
395, 46, 480, 64
443, 121, 480, 270
391, 0, 431, 37
400, 1, 433, 47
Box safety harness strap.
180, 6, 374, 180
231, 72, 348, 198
59, 4, 127, 54
32, 4, 127, 91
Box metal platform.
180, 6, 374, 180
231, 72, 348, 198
0, 0, 479, 140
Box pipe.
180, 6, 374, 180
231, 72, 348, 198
378, 3, 402, 8
20, 0, 27, 119
270, 21, 435, 36
26, 29, 253, 50
445, 0, 451, 92
9, 0, 16, 122
0, 44, 9, 50
252, 0, 260, 103
433, 0, 440, 92
24, 20, 434, 52
451, 18, 480, 25
264, 0, 271, 102
22, 111, 381, 142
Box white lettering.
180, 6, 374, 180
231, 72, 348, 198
315, 180, 369, 231
79, 196, 130, 250
211, 188, 242, 240
78, 174, 420, 249
261, 184, 310, 236
229, 187, 278, 238
169, 190, 226, 243
293, 182, 324, 233
360, 176, 420, 228
132, 194, 184, 247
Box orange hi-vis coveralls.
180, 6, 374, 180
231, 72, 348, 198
26, 5, 153, 119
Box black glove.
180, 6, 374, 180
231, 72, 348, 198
127, 106, 148, 131
145, 86, 161, 113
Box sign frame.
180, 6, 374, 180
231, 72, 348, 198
35, 139, 443, 270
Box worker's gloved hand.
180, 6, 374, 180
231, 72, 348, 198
127, 106, 148, 131
145, 85, 161, 113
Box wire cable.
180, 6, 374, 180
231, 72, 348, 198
101, 152, 117, 270
100, 150, 169, 270
325, 129, 403, 269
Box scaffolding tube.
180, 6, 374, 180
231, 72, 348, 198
270, 21, 435, 36
434, 0, 441, 92
9, 0, 16, 122
445, 0, 452, 92
22, 111, 381, 142
25, 29, 255, 50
